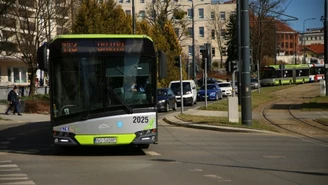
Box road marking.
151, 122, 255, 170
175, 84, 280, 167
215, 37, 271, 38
0, 161, 12, 163
145, 151, 161, 156
0, 177, 28, 180
0, 165, 18, 168
0, 174, 27, 177
204, 174, 231, 182
189, 168, 203, 172
0, 180, 35, 184
0, 169, 20, 172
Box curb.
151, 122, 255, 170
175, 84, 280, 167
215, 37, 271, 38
163, 116, 275, 134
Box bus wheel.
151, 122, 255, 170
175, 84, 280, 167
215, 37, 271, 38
138, 144, 150, 149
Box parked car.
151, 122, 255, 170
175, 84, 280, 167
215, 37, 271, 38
218, 82, 233, 96
157, 88, 177, 112
251, 78, 260, 89
169, 80, 197, 106
197, 84, 223, 101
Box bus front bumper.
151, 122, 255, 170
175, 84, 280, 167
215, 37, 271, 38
53, 129, 157, 146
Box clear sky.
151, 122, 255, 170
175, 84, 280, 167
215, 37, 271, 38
282, 0, 324, 32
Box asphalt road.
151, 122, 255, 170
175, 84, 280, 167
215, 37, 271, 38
0, 98, 327, 185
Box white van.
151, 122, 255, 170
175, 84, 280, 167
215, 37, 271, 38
169, 80, 197, 106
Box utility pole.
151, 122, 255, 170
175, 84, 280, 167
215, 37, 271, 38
240, 0, 252, 126
132, 0, 135, 34
325, 0, 328, 96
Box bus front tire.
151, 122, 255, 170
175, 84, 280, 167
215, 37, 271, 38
138, 144, 150, 149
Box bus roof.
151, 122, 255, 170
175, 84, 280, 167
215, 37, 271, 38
52, 34, 153, 42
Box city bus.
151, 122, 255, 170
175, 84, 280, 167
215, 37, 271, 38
309, 63, 325, 82
260, 64, 310, 86
37, 34, 166, 149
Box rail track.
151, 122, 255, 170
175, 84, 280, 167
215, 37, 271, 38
260, 83, 328, 146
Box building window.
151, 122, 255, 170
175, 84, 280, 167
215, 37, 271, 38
211, 30, 215, 39
126, 0, 130, 3
188, 27, 193, 37
174, 28, 179, 37
125, 10, 131, 15
220, 11, 225, 20
139, 10, 146, 19
220, 29, 226, 37
187, 9, 192, 18
199, 27, 204, 37
290, 42, 293, 48
281, 42, 284, 48
118, 0, 123, 3
140, 0, 144, 3
285, 42, 288, 48
7, 67, 27, 83
210, 12, 215, 20
212, 47, 216, 57
188, 46, 192, 55
199, 8, 204, 19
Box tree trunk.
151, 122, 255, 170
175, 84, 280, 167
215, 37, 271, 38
29, 68, 37, 96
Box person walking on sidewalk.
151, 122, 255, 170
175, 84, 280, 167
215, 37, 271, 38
5, 86, 22, 116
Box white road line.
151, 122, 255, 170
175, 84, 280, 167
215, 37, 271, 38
0, 174, 27, 177
0, 161, 12, 163
0, 180, 35, 184
0, 177, 28, 180
0, 165, 18, 168
145, 151, 161, 156
0, 169, 20, 172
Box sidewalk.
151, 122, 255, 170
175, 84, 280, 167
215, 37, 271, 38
162, 108, 273, 134
0, 104, 50, 124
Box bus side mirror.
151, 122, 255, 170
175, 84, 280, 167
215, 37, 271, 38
158, 50, 167, 79
37, 42, 49, 72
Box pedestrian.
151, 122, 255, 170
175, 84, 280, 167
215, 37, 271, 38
5, 86, 22, 116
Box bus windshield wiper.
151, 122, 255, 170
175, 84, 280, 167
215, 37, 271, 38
107, 86, 134, 114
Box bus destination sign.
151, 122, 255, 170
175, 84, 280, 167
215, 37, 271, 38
61, 40, 125, 53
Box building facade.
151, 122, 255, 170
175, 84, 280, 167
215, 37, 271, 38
117, 0, 236, 68
0, 0, 73, 87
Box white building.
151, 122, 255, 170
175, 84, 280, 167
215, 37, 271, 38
299, 27, 324, 46
117, 0, 236, 67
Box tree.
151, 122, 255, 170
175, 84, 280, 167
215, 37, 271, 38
72, 0, 132, 34
206, 4, 232, 69
249, 0, 288, 67
225, 13, 238, 73
0, 0, 75, 96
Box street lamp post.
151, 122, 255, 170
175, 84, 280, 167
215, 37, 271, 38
179, 2, 209, 82
302, 18, 316, 63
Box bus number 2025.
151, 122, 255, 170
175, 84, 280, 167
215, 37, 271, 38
133, 116, 149, 123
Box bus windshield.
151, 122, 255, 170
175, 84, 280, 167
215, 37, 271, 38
52, 55, 154, 118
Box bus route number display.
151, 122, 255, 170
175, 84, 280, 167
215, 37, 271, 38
61, 41, 125, 53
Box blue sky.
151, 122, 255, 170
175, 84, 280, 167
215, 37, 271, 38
281, 0, 324, 32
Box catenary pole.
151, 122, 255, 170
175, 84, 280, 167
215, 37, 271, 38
325, 0, 328, 96
240, 0, 252, 126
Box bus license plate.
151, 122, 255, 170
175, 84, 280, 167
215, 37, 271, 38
94, 137, 117, 144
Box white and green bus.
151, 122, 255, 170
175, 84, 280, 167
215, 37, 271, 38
260, 64, 310, 86
37, 34, 166, 149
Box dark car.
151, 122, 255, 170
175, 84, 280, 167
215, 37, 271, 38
197, 84, 223, 101
157, 88, 177, 112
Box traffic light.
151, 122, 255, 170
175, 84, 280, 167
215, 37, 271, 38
174, 56, 180, 67
228, 61, 238, 72
205, 43, 212, 69
200, 49, 208, 69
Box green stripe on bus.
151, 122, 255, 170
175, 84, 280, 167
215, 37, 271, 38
75, 134, 136, 145
53, 34, 153, 41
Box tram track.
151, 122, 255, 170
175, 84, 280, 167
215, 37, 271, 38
261, 95, 328, 146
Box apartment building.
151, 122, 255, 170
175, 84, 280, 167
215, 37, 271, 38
0, 0, 72, 87
117, 0, 236, 66
299, 27, 324, 45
